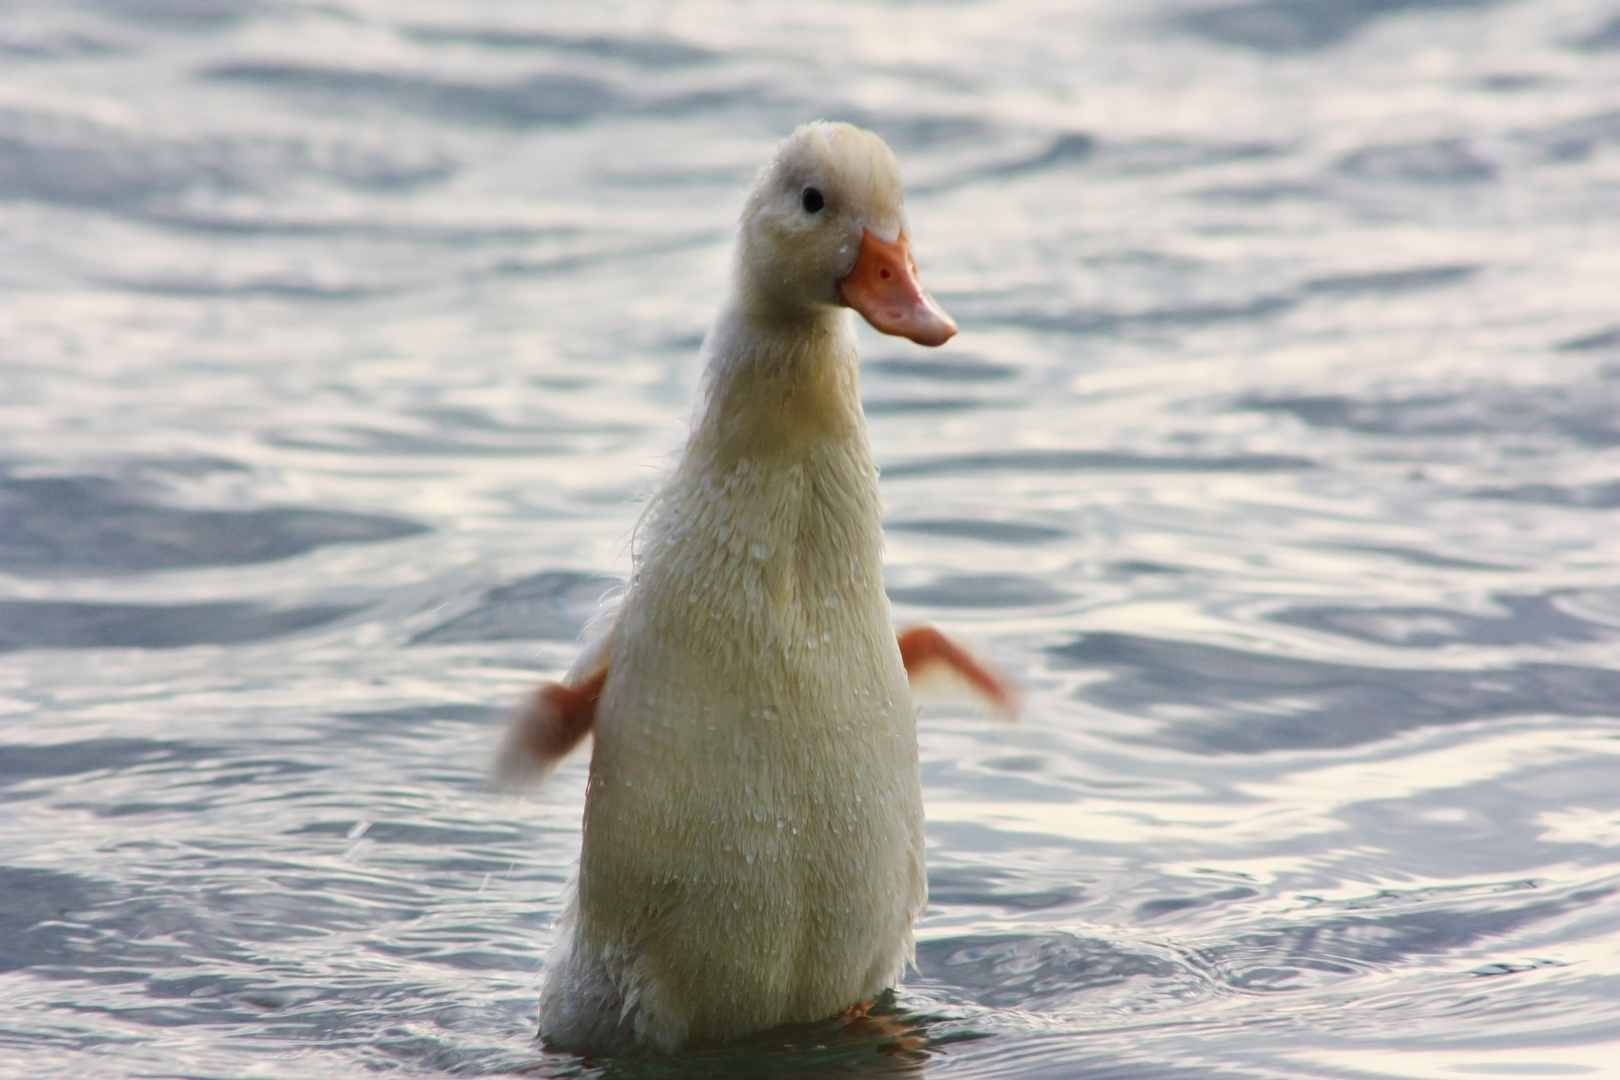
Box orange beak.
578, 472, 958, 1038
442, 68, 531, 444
837, 230, 957, 347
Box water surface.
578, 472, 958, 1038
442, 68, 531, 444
2, 1, 1619, 1076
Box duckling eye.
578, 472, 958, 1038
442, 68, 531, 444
801, 186, 825, 214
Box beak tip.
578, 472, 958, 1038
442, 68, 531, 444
915, 305, 958, 347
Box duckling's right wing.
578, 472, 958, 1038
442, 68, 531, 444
493, 623, 614, 790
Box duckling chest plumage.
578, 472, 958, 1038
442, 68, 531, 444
567, 414, 925, 1051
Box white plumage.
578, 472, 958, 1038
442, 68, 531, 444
498, 122, 1001, 1055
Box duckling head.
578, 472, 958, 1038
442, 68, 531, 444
734, 121, 956, 347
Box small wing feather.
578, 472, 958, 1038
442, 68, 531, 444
492, 624, 614, 790
897, 624, 1018, 719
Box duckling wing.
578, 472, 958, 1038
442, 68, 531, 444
897, 624, 1019, 719
493, 624, 614, 789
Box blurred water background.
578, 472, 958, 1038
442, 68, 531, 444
2, 1, 1619, 1076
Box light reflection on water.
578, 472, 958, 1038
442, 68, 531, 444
2, 1, 1619, 1077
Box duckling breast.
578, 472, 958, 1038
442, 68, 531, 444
570, 427, 924, 1047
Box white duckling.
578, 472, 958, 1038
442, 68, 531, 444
498, 121, 1013, 1055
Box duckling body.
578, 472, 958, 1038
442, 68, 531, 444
541, 303, 921, 1053
502, 122, 1005, 1055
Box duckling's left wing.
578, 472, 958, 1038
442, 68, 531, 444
897, 624, 1019, 719
493, 624, 613, 790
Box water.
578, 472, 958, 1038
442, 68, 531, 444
2, 1, 1618, 1076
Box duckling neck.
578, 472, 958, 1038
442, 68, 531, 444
689, 301, 863, 468
632, 296, 885, 664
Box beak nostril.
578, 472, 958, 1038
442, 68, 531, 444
879, 269, 891, 280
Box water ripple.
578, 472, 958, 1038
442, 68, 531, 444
1051, 632, 1620, 753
